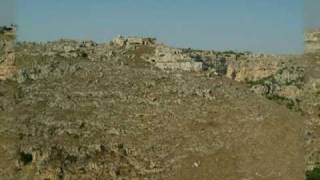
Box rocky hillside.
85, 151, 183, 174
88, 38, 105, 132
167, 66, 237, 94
305, 28, 320, 53
1, 33, 319, 179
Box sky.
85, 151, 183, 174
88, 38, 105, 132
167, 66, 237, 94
15, 0, 304, 54
0, 0, 15, 25
304, 0, 320, 28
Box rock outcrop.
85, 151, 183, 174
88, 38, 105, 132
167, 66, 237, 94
148, 45, 205, 71
305, 28, 320, 53
0, 25, 16, 80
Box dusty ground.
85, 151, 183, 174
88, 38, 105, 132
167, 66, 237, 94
0, 42, 306, 180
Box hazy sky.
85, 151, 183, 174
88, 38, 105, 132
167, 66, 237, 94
0, 0, 15, 25
16, 0, 303, 54
304, 0, 320, 28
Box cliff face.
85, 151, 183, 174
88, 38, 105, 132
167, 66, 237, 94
0, 26, 16, 80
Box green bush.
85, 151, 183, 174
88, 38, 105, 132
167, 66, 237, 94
19, 152, 33, 165
306, 167, 320, 180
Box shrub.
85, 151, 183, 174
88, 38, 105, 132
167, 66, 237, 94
306, 166, 320, 180
19, 152, 33, 165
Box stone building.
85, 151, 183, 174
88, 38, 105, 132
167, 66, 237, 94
112, 36, 156, 47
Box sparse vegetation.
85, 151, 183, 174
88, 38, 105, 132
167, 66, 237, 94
245, 66, 305, 112
266, 94, 300, 111
19, 152, 33, 165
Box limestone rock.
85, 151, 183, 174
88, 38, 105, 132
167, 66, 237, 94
305, 29, 320, 53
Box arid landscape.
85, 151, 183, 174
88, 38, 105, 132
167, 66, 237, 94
0, 26, 320, 179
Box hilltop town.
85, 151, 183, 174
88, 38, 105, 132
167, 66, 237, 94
1, 27, 320, 179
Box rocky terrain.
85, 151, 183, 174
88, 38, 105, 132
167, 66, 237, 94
302, 29, 320, 175
0, 25, 16, 80
305, 28, 320, 53
1, 27, 320, 179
